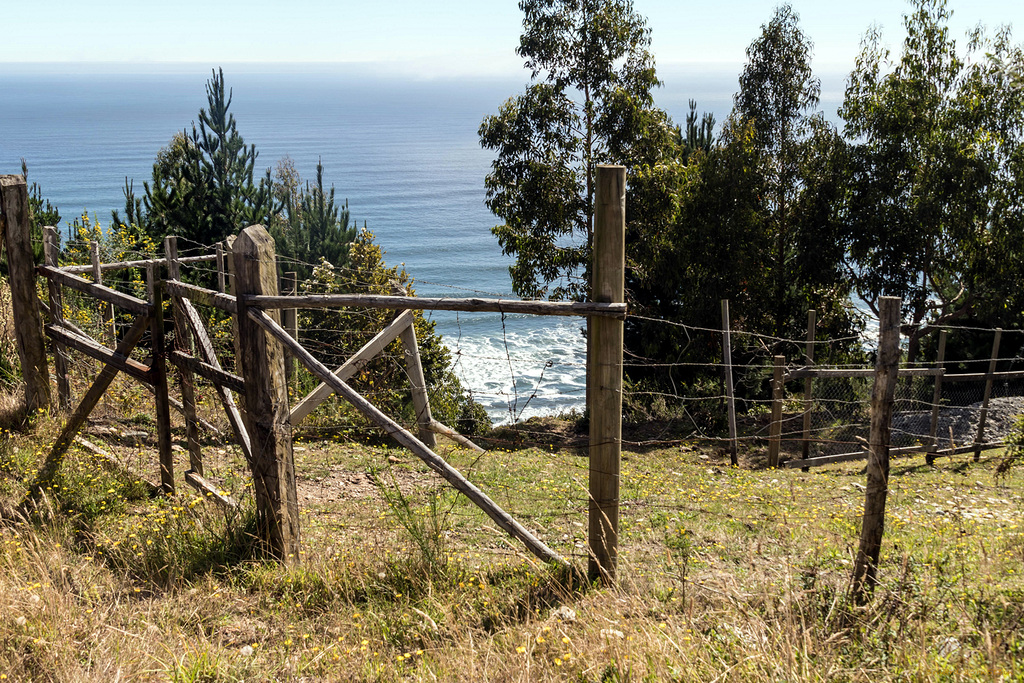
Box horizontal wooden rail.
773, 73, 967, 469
244, 293, 628, 319
942, 369, 1024, 383
164, 280, 238, 314
427, 419, 485, 453
184, 470, 239, 508
37, 265, 152, 315
784, 442, 1003, 468
62, 253, 217, 275
785, 367, 945, 380
45, 323, 153, 384
168, 351, 246, 393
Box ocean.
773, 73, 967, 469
0, 65, 847, 422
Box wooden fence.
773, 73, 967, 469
0, 167, 628, 582
715, 300, 1023, 469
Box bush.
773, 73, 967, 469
297, 230, 489, 436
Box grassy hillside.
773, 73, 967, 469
1, 405, 1022, 682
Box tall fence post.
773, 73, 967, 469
852, 296, 902, 601
233, 225, 301, 564
44, 227, 71, 411
147, 262, 175, 494
588, 165, 625, 583
165, 236, 204, 475
926, 329, 947, 464
0, 175, 51, 413
282, 270, 298, 387
801, 310, 816, 464
721, 299, 738, 466
91, 240, 115, 344
974, 329, 1002, 462
768, 355, 785, 467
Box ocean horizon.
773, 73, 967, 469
0, 64, 849, 422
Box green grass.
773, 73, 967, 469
1, 407, 1023, 681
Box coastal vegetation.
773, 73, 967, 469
482, 0, 1024, 409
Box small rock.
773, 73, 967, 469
600, 628, 625, 640
15, 616, 26, 627
387, 455, 402, 464
551, 606, 577, 623
172, 444, 186, 453
937, 636, 960, 657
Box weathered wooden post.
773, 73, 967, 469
974, 329, 1002, 462
721, 299, 738, 466
281, 270, 298, 386
926, 329, 947, 464
588, 165, 625, 583
165, 236, 203, 475
147, 262, 175, 494
768, 355, 785, 468
91, 240, 115, 343
852, 296, 901, 601
0, 175, 51, 413
216, 241, 227, 294
44, 227, 71, 411
233, 225, 301, 564
801, 310, 816, 464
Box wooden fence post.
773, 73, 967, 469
147, 262, 175, 494
91, 240, 115, 343
801, 310, 816, 464
721, 299, 738, 466
768, 355, 785, 468
852, 296, 902, 601
233, 225, 301, 564
588, 165, 625, 583
165, 236, 204, 475
216, 241, 227, 294
282, 270, 298, 386
974, 329, 1002, 462
44, 227, 71, 411
926, 329, 947, 464
0, 175, 51, 413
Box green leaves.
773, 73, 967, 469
481, 0, 666, 300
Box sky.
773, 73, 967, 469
2, 0, 1022, 78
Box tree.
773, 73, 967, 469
120, 68, 276, 247
731, 4, 852, 339
479, 0, 669, 300
840, 0, 1024, 361
269, 157, 358, 281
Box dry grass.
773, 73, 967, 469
1, 403, 1022, 682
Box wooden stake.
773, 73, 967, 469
588, 165, 625, 583
851, 296, 902, 601
91, 240, 115, 343
216, 241, 227, 294
768, 355, 785, 468
801, 310, 816, 463
233, 226, 300, 564
926, 329, 947, 464
721, 300, 738, 466
44, 227, 71, 411
165, 237, 204, 475
0, 175, 51, 413
974, 329, 1002, 462
400, 320, 436, 449
147, 262, 175, 494
282, 271, 298, 386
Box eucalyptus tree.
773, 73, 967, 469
479, 0, 675, 301
841, 0, 1024, 360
